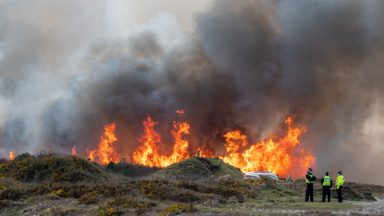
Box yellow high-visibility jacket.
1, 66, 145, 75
335, 174, 345, 189
322, 176, 332, 187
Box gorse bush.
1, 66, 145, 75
154, 157, 243, 180
0, 153, 107, 182
78, 190, 101, 204
160, 203, 196, 216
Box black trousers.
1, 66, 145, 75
305, 183, 314, 202
337, 186, 343, 202
322, 186, 331, 202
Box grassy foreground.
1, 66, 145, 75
0, 154, 383, 216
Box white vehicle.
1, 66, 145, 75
244, 171, 279, 181
244, 172, 261, 179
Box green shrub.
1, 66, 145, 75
138, 180, 170, 200
78, 190, 101, 204
155, 157, 243, 180
160, 203, 196, 216
50, 188, 66, 197
0, 153, 107, 182
96, 206, 122, 216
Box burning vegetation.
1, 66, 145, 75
8, 151, 16, 161
81, 110, 314, 178
86, 123, 119, 165
221, 117, 315, 178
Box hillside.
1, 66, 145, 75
154, 157, 243, 179
1, 154, 384, 215
0, 153, 107, 182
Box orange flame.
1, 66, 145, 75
132, 116, 192, 167
221, 130, 248, 168
71, 146, 77, 156
87, 123, 119, 165
87, 149, 96, 161
132, 116, 163, 167
196, 147, 215, 158
9, 151, 16, 160
163, 120, 190, 166
85, 111, 315, 178
221, 116, 315, 178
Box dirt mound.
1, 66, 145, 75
154, 157, 243, 179
0, 153, 107, 182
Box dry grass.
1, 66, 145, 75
1, 154, 383, 215
0, 174, 269, 214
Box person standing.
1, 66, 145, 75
285, 174, 292, 183
305, 168, 317, 202
321, 171, 332, 202
335, 171, 345, 202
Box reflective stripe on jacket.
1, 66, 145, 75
305, 172, 315, 184
322, 176, 331, 186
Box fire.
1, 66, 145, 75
132, 116, 191, 167
9, 151, 16, 160
87, 149, 96, 161
163, 120, 190, 166
71, 146, 77, 156
132, 116, 163, 167
221, 116, 315, 178
196, 147, 215, 158
222, 130, 248, 167
87, 123, 119, 165
80, 111, 314, 178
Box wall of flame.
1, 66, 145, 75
83, 111, 315, 178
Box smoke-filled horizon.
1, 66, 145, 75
1, 0, 384, 184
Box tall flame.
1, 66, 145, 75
132, 116, 163, 167
132, 115, 191, 167
87, 123, 119, 165
81, 112, 314, 178
9, 151, 16, 160
222, 130, 248, 168
163, 120, 190, 166
221, 116, 315, 178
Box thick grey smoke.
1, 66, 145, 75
197, 0, 384, 183
1, 0, 384, 184
0, 0, 106, 153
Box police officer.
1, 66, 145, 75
305, 168, 317, 202
321, 171, 332, 202
335, 171, 345, 202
